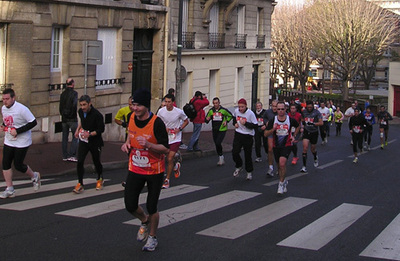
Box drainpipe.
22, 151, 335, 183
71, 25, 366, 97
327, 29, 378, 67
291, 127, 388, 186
163, 0, 170, 96
175, 0, 183, 106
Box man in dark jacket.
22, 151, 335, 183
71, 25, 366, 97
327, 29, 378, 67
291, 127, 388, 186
59, 78, 78, 162
187, 91, 209, 151
73, 95, 105, 193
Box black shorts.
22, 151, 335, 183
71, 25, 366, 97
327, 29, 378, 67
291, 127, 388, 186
379, 125, 389, 130
302, 130, 319, 145
273, 147, 292, 162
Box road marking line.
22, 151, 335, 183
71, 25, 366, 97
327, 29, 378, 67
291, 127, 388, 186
0, 179, 103, 198
264, 173, 307, 186
197, 197, 316, 239
277, 203, 372, 250
0, 184, 123, 211
56, 184, 208, 218
124, 190, 261, 228
0, 179, 53, 189
317, 160, 343, 169
347, 139, 397, 158
360, 213, 400, 260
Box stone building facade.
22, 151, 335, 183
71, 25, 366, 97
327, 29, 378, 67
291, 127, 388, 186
166, 0, 276, 132
0, 0, 167, 143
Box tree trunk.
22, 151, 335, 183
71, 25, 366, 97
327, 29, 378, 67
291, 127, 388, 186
342, 80, 349, 101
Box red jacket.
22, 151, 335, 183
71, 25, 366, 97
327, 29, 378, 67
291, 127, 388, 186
190, 97, 209, 123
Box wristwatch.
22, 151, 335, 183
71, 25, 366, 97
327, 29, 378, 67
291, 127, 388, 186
179, 127, 183, 131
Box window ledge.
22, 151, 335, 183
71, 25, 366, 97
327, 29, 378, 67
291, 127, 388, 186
95, 86, 123, 96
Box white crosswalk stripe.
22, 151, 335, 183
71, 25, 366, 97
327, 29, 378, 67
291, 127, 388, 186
360, 213, 400, 260
278, 203, 372, 250
197, 197, 317, 239
56, 184, 208, 218
124, 190, 261, 228
0, 183, 123, 211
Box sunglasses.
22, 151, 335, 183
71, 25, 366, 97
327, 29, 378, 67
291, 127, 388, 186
277, 108, 285, 111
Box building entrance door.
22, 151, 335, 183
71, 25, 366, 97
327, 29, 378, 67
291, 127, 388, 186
394, 85, 400, 116
132, 29, 154, 94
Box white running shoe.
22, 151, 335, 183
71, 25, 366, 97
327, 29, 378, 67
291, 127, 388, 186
246, 172, 252, 180
0, 188, 15, 199
233, 167, 242, 177
314, 156, 319, 168
300, 166, 308, 173
255, 157, 262, 163
217, 155, 225, 166
277, 180, 288, 194
137, 223, 149, 242
32, 172, 41, 191
142, 235, 158, 252
266, 168, 274, 178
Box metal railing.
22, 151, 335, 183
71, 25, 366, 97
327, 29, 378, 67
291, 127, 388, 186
182, 32, 196, 49
256, 34, 265, 49
0, 83, 14, 93
48, 83, 66, 91
208, 33, 225, 49
95, 77, 125, 87
235, 34, 247, 49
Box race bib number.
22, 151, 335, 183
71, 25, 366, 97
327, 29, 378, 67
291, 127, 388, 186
381, 120, 387, 125
305, 117, 314, 125
276, 124, 289, 136
257, 118, 264, 126
237, 116, 247, 124
353, 126, 361, 133
168, 129, 177, 142
78, 129, 89, 143
213, 112, 222, 121
130, 149, 151, 168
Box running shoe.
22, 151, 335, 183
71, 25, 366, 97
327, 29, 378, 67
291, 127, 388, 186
179, 144, 188, 150
321, 140, 325, 145
367, 145, 371, 151
255, 157, 262, 163
142, 236, 158, 252
137, 223, 149, 242
266, 168, 274, 178
0, 188, 15, 199
291, 157, 299, 165
385, 141, 388, 146
233, 167, 242, 177
162, 179, 170, 189
277, 180, 288, 194
324, 138, 328, 144
353, 157, 358, 163
174, 162, 181, 178
67, 157, 78, 162
96, 178, 104, 190
246, 172, 252, 181
32, 172, 41, 191
314, 156, 319, 167
73, 183, 84, 194
381, 144, 384, 150
217, 155, 225, 166
300, 166, 308, 173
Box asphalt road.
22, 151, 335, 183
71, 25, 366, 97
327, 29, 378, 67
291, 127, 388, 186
0, 124, 399, 261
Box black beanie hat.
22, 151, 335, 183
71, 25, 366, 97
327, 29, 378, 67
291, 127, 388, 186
132, 88, 151, 108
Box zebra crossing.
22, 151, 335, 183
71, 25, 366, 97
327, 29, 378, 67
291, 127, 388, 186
1, 178, 400, 260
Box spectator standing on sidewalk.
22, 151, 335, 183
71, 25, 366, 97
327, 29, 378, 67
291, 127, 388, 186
205, 97, 233, 166
73, 95, 105, 194
187, 91, 209, 152
59, 78, 78, 162
0, 88, 41, 198
157, 94, 189, 189
121, 88, 169, 252
115, 96, 134, 140
232, 98, 258, 180
253, 102, 268, 163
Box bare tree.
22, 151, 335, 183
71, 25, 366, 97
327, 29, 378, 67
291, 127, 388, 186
272, 2, 314, 97
308, 0, 398, 100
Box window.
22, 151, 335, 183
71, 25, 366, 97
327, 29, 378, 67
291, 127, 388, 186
237, 5, 245, 35
235, 67, 244, 103
51, 27, 63, 72
209, 4, 219, 35
209, 69, 219, 99
96, 28, 121, 90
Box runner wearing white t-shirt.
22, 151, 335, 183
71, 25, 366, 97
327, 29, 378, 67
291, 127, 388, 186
157, 94, 189, 189
0, 89, 41, 198
318, 101, 330, 145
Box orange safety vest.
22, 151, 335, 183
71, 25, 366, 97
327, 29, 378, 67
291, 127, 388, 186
128, 113, 165, 175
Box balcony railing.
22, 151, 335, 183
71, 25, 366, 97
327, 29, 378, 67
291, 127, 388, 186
48, 83, 66, 91
208, 33, 225, 49
0, 83, 14, 94
182, 32, 196, 49
256, 34, 265, 49
95, 77, 125, 87
235, 34, 247, 49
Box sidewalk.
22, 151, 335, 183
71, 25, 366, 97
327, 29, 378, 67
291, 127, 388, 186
0, 129, 235, 181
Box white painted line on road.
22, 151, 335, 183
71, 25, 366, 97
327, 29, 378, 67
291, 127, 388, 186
347, 139, 397, 158
0, 179, 104, 198
197, 197, 316, 239
124, 190, 261, 228
56, 184, 208, 218
0, 179, 53, 189
0, 184, 123, 211
278, 203, 372, 250
360, 213, 400, 260
264, 173, 307, 186
317, 160, 343, 170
